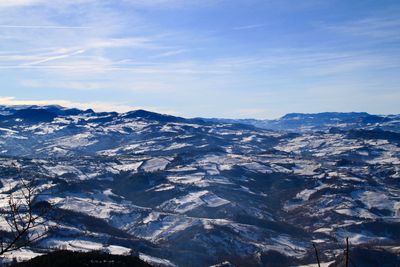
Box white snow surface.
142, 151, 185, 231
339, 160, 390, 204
141, 158, 170, 172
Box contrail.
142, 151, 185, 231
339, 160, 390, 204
0, 25, 90, 29
22, 49, 86, 66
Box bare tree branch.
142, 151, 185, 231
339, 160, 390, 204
0, 178, 55, 256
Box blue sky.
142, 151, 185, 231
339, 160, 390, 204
0, 0, 399, 118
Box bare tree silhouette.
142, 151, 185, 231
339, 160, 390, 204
0, 179, 54, 256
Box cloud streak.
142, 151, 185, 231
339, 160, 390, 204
233, 24, 265, 30
0, 25, 90, 29
22, 49, 86, 66
0, 0, 43, 7
323, 17, 400, 41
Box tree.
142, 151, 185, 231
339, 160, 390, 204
0, 179, 54, 256
312, 243, 321, 267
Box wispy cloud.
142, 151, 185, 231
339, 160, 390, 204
20, 79, 176, 93
0, 0, 43, 8
214, 48, 400, 76
83, 37, 155, 49
22, 49, 86, 66
0, 35, 162, 72
152, 49, 187, 58
0, 61, 232, 76
0, 25, 90, 29
323, 17, 400, 41
233, 24, 265, 30
0, 0, 217, 9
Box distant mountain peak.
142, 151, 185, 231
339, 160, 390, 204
281, 112, 371, 120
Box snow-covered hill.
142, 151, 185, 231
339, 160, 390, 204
0, 105, 399, 266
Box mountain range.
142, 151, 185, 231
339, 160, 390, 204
204, 112, 400, 132
0, 105, 399, 266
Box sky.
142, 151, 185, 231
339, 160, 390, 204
0, 0, 399, 119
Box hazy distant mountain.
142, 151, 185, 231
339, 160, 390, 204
0, 105, 399, 266
204, 112, 400, 132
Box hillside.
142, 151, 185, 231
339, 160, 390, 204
11, 251, 150, 267
0, 105, 399, 266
